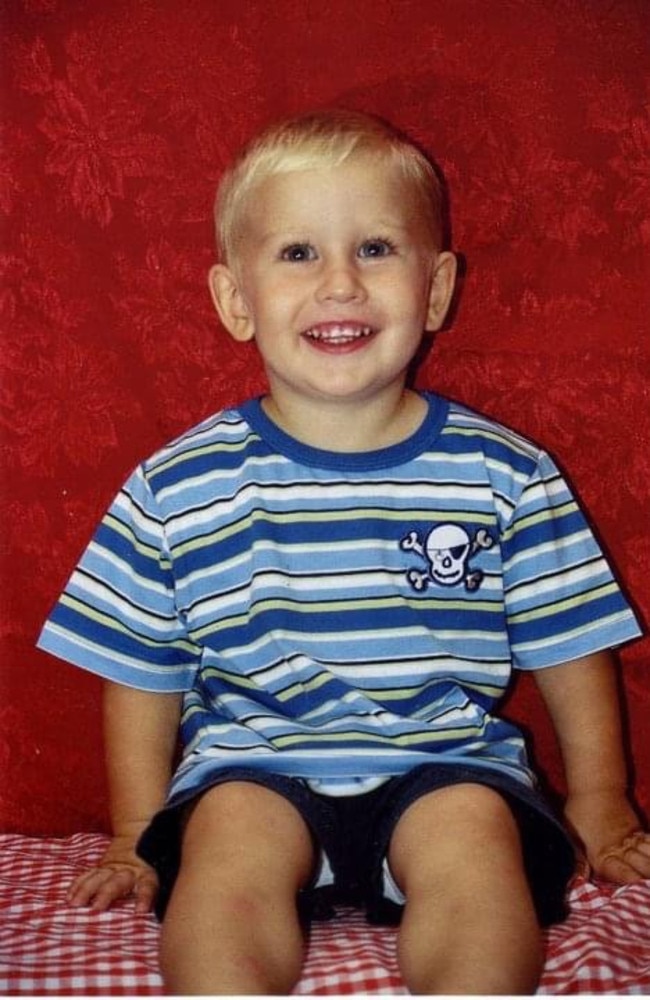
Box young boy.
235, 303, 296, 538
38, 109, 649, 995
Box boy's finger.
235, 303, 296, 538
595, 831, 650, 883
67, 868, 115, 905
67, 862, 157, 911
133, 873, 158, 913
67, 866, 134, 909
624, 843, 650, 879
89, 869, 137, 911
595, 854, 638, 884
596, 849, 650, 884
633, 832, 650, 856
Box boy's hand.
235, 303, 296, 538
564, 789, 650, 884
67, 836, 158, 913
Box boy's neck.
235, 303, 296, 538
260, 388, 428, 453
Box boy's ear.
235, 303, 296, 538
208, 264, 255, 342
425, 251, 457, 332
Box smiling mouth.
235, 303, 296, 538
303, 324, 375, 345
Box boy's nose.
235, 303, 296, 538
315, 259, 366, 303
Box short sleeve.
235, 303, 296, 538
37, 465, 202, 692
502, 451, 642, 669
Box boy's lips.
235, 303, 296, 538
302, 322, 376, 349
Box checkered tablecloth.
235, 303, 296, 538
1, 833, 649, 994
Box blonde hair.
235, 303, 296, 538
215, 109, 445, 266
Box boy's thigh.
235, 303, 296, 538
159, 782, 316, 993
180, 779, 317, 891
139, 770, 330, 918
373, 765, 574, 926
388, 782, 527, 899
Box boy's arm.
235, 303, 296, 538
68, 680, 182, 912
533, 651, 650, 883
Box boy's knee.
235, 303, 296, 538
179, 780, 315, 890
389, 782, 524, 892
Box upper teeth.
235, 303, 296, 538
305, 325, 373, 341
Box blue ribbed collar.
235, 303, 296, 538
239, 392, 449, 470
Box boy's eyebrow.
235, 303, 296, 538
255, 219, 417, 245
252, 230, 313, 252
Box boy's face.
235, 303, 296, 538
210, 152, 456, 414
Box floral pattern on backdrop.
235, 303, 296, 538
2, 0, 648, 835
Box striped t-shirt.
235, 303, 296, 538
38, 393, 641, 805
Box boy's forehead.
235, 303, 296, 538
260, 150, 402, 194
240, 154, 423, 233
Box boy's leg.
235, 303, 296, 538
388, 782, 543, 995
159, 780, 315, 995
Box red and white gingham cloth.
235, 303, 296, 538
1, 833, 649, 995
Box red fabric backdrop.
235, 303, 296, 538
2, 0, 649, 836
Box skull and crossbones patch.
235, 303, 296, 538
400, 523, 494, 592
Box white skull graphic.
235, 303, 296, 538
425, 524, 472, 586
400, 522, 494, 592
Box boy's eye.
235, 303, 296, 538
280, 243, 317, 262
358, 238, 396, 259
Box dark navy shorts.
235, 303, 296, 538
138, 763, 575, 927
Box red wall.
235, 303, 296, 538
2, 0, 648, 835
